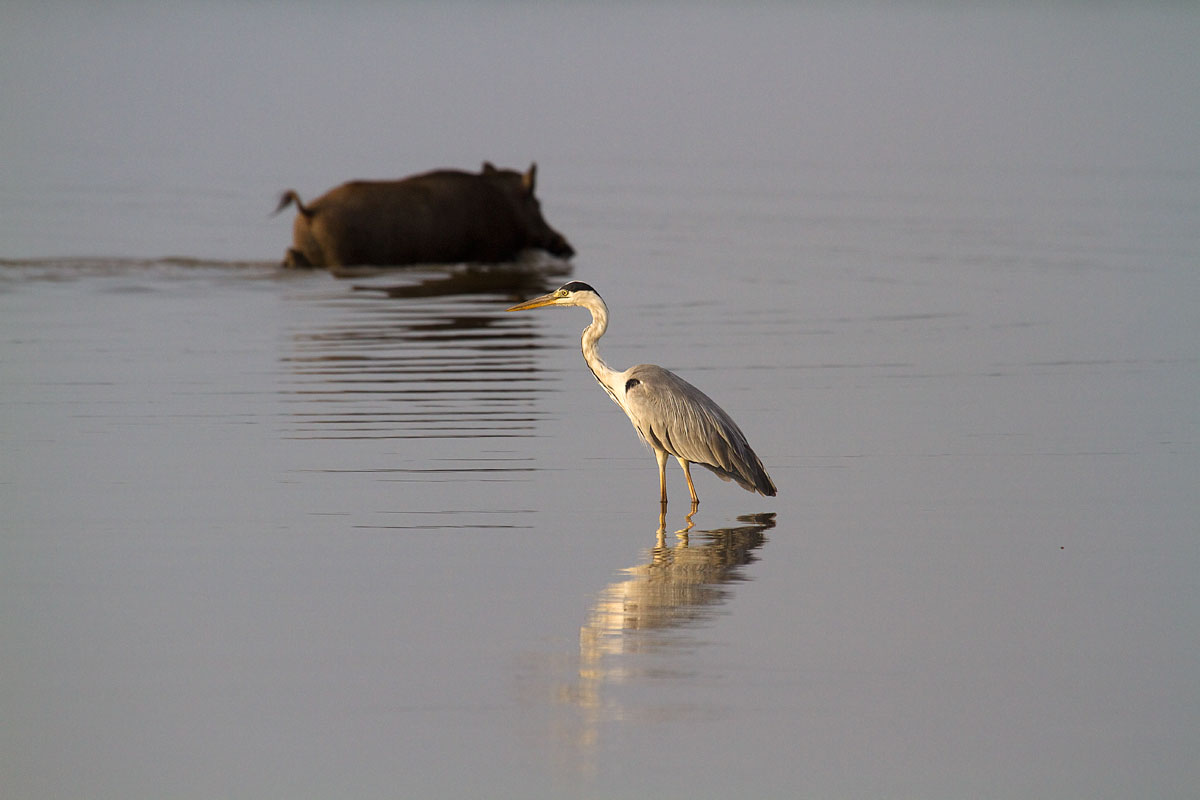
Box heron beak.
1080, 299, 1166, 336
506, 292, 559, 312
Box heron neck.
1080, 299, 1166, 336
581, 301, 622, 402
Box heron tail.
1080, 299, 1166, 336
701, 456, 777, 497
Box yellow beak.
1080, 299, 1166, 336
506, 292, 559, 312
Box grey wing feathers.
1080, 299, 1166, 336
623, 364, 777, 497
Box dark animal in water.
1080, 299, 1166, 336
274, 162, 574, 268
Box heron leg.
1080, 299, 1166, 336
677, 457, 699, 505
655, 449, 670, 504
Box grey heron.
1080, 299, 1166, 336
507, 281, 777, 505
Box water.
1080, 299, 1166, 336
3, 3, 1199, 798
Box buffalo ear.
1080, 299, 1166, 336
482, 161, 498, 174
522, 162, 538, 194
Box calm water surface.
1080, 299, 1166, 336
3, 3, 1199, 798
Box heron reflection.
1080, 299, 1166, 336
579, 512, 774, 664
536, 511, 774, 775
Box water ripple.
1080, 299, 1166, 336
281, 289, 553, 441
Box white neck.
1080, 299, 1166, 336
578, 296, 624, 404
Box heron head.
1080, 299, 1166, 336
506, 281, 601, 312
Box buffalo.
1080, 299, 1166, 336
273, 162, 574, 269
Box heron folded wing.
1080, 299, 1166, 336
622, 364, 774, 496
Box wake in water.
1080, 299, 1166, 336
0, 256, 281, 283
0, 255, 573, 299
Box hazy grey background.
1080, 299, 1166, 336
2, 2, 1198, 799
4, 0, 1196, 260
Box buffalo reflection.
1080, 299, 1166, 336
337, 253, 571, 292
281, 260, 573, 443
353, 261, 570, 299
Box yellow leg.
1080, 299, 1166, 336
677, 457, 699, 505
655, 449, 670, 504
